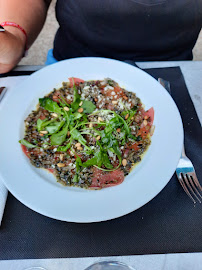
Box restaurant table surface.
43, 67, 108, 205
0, 61, 201, 270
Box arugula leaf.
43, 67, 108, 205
59, 100, 67, 108
81, 100, 96, 114
92, 128, 104, 137
82, 150, 113, 170
107, 79, 114, 86
96, 151, 103, 167
71, 82, 81, 111
116, 114, 130, 135
109, 146, 122, 166
73, 174, 79, 183
39, 97, 62, 115
19, 139, 37, 148
71, 129, 87, 146
128, 134, 137, 141
73, 112, 83, 120
76, 157, 82, 171
122, 109, 137, 124
102, 152, 113, 169
50, 125, 68, 145
72, 157, 82, 183
45, 120, 65, 134
62, 109, 73, 130
37, 118, 47, 131
82, 151, 102, 167
57, 139, 72, 152
58, 95, 69, 107
101, 136, 109, 144
37, 118, 57, 132
112, 142, 122, 157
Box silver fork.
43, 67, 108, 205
176, 145, 202, 203
158, 78, 202, 204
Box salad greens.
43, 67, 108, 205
50, 125, 68, 146
81, 100, 96, 114
71, 82, 81, 111
45, 120, 65, 134
20, 79, 139, 172
39, 97, 62, 115
19, 139, 37, 148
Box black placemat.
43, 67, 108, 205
0, 66, 201, 260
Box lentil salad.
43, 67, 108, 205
19, 77, 154, 189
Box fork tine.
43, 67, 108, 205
185, 174, 201, 203
178, 173, 196, 204
191, 172, 202, 192
188, 175, 202, 199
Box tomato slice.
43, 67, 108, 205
90, 167, 124, 189
105, 86, 125, 99
21, 145, 30, 158
144, 107, 154, 125
69, 77, 85, 87
130, 143, 139, 151
138, 126, 150, 139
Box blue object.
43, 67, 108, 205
45, 49, 58, 65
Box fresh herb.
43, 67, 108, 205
81, 100, 96, 114
122, 109, 137, 124
37, 118, 47, 132
73, 157, 82, 183
45, 120, 65, 134
50, 125, 68, 145
73, 174, 79, 183
102, 152, 113, 169
128, 134, 137, 141
73, 112, 83, 120
71, 129, 87, 145
82, 150, 102, 167
19, 139, 37, 148
57, 139, 72, 152
107, 79, 114, 86
39, 97, 62, 115
71, 80, 81, 111
58, 95, 69, 107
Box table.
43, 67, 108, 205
0, 61, 201, 270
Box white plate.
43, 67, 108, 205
0, 57, 183, 223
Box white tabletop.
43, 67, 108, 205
0, 61, 201, 270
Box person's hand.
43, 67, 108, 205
0, 28, 26, 74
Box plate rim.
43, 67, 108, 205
0, 57, 184, 223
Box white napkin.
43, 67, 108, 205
0, 76, 28, 225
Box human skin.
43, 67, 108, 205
0, 0, 50, 73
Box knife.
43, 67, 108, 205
0, 87, 7, 102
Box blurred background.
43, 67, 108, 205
20, 0, 202, 65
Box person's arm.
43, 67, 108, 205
0, 0, 51, 73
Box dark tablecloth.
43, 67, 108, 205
0, 66, 201, 260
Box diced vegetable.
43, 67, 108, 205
69, 77, 85, 87
144, 107, 154, 125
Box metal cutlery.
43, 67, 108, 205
158, 78, 201, 203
